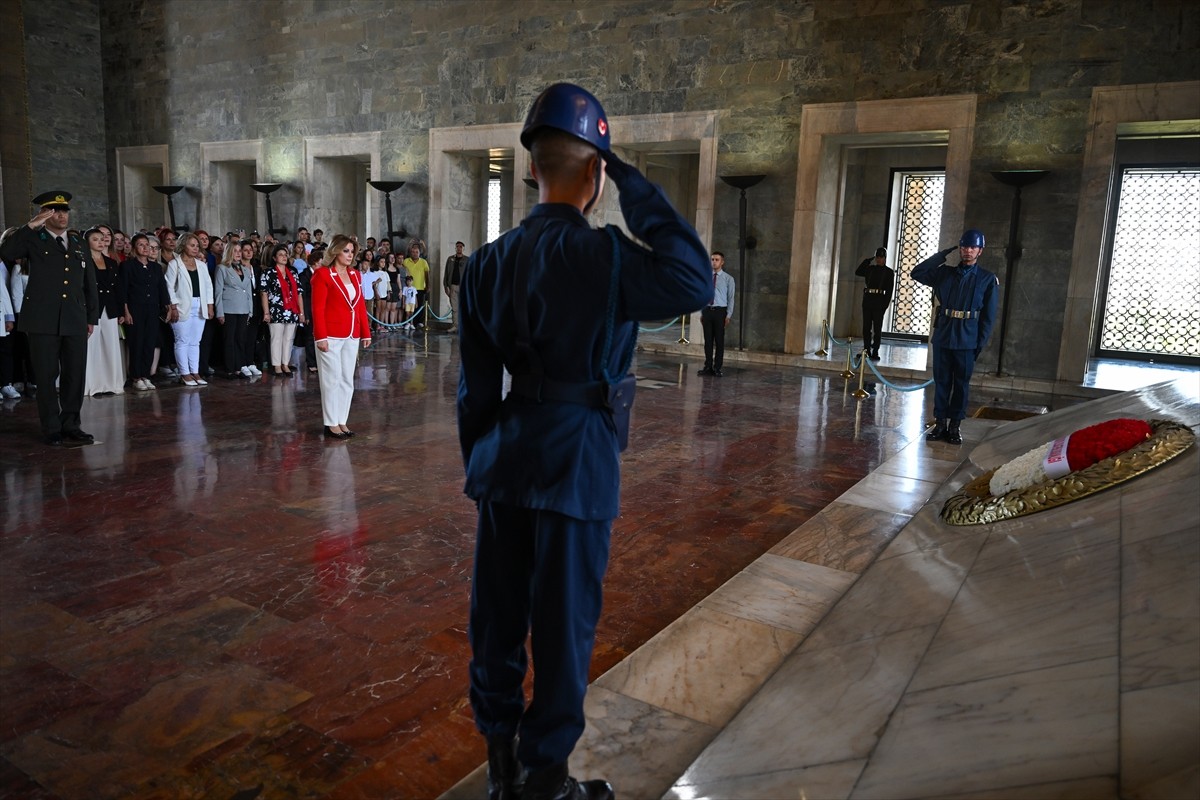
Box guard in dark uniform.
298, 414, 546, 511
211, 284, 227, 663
855, 246, 894, 359
458, 83, 710, 800
0, 192, 98, 445
911, 228, 998, 444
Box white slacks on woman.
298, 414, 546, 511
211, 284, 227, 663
171, 298, 206, 375
269, 322, 297, 368
316, 336, 359, 426
84, 308, 125, 395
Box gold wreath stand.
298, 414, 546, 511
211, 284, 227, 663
941, 419, 1196, 526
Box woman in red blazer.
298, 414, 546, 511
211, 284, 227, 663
311, 234, 371, 439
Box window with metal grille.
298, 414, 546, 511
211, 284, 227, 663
886, 171, 945, 338
1098, 167, 1200, 361
486, 176, 501, 243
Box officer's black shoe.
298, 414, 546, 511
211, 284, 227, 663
870, 350, 880, 360
713, 369, 723, 377
522, 763, 614, 800
697, 367, 714, 376
946, 423, 963, 445
926, 419, 948, 442
63, 429, 94, 444
485, 736, 525, 800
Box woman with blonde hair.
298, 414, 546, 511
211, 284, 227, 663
310, 235, 371, 439
165, 232, 215, 386
214, 235, 259, 378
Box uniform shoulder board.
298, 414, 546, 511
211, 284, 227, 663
994, 276, 1000, 286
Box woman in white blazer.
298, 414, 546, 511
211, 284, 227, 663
165, 232, 215, 386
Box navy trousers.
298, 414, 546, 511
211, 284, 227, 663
932, 346, 976, 421
469, 501, 611, 771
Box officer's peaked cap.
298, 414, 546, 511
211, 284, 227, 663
33, 191, 72, 210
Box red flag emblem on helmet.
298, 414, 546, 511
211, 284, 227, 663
597, 119, 607, 136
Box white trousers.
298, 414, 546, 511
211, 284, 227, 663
316, 337, 359, 426
171, 298, 205, 374
269, 322, 296, 367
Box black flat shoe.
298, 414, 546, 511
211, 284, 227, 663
341, 429, 356, 438
63, 429, 95, 444
323, 426, 349, 440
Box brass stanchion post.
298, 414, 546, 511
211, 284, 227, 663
839, 336, 856, 380
815, 319, 829, 357
851, 348, 871, 399
677, 314, 689, 344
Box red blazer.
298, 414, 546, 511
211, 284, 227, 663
311, 266, 371, 341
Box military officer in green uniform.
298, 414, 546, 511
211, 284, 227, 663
0, 191, 98, 445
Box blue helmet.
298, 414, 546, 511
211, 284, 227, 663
959, 228, 986, 248
520, 83, 611, 152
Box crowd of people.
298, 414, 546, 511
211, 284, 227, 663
0, 199, 463, 444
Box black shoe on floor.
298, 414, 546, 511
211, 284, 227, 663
926, 420, 947, 443
946, 424, 963, 445
523, 763, 613, 800
44, 433, 63, 446
697, 367, 714, 376
63, 429, 94, 444
323, 426, 349, 440
713, 369, 723, 376
870, 350, 880, 360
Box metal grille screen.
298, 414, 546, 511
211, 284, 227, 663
889, 173, 945, 337
1099, 168, 1200, 359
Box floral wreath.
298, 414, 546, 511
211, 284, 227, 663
941, 418, 1195, 526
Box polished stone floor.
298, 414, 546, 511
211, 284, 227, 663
2, 333, 1195, 799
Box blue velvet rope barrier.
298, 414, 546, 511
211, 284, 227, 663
838, 334, 934, 392
637, 317, 680, 333
823, 320, 851, 347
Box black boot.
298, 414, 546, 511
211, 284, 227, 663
486, 736, 525, 800
946, 421, 963, 445
926, 419, 947, 442
522, 762, 614, 800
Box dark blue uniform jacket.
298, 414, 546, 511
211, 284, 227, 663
458, 174, 710, 521
912, 248, 999, 353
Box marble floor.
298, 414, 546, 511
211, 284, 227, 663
1, 332, 1195, 799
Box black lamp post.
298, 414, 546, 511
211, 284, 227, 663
990, 169, 1049, 376
367, 180, 408, 253
250, 183, 287, 237
719, 174, 766, 350
151, 185, 189, 232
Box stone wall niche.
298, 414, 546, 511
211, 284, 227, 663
786, 96, 977, 363
304, 133, 381, 245
429, 111, 718, 337
199, 140, 264, 240
115, 145, 169, 234
1058, 81, 1200, 384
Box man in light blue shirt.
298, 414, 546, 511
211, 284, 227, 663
698, 251, 735, 376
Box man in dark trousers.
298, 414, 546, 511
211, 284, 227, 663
0, 191, 98, 445
444, 239, 467, 333
855, 246, 894, 360
911, 229, 998, 445
458, 83, 710, 800
697, 250, 735, 376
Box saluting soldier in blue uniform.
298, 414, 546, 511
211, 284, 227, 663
0, 191, 98, 445
457, 84, 710, 800
911, 228, 998, 445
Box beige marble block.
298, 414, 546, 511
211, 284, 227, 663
674, 625, 938, 786
697, 553, 857, 635
665, 757, 867, 800
1120, 527, 1200, 692
1119, 680, 1200, 800
595, 606, 802, 727
852, 657, 1118, 799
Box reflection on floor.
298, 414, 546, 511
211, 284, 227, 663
2, 334, 1195, 799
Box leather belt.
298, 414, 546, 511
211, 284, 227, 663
942, 308, 978, 319
509, 373, 608, 408
864, 289, 887, 295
